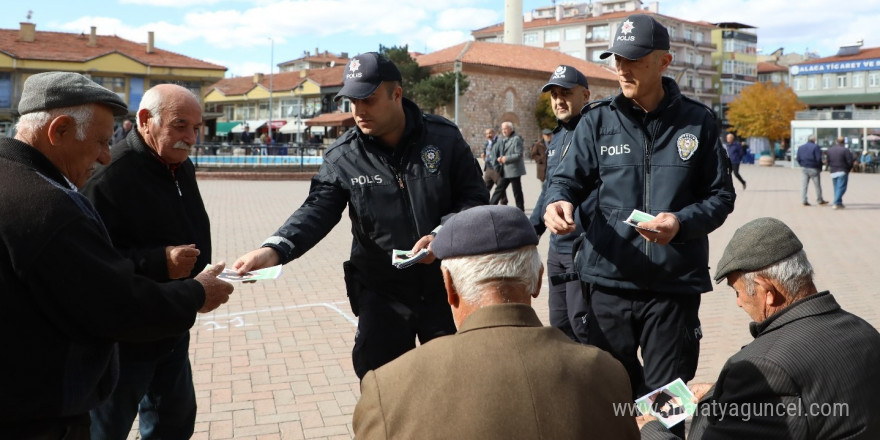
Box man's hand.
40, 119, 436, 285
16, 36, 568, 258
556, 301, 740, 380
195, 262, 234, 313
544, 201, 576, 235
498, 156, 507, 164
166, 244, 200, 280
636, 212, 680, 245
232, 247, 280, 275
412, 234, 436, 265
636, 414, 657, 430
689, 382, 713, 403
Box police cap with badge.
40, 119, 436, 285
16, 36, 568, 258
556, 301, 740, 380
335, 52, 402, 101
600, 13, 670, 61
541, 65, 589, 92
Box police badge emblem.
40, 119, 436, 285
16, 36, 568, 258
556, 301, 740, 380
421, 145, 441, 173
677, 133, 699, 161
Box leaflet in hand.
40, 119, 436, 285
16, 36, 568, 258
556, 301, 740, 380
623, 209, 660, 233
207, 264, 282, 282
391, 248, 429, 269
635, 378, 697, 428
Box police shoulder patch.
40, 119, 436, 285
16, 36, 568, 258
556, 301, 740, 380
421, 145, 441, 173
677, 133, 699, 161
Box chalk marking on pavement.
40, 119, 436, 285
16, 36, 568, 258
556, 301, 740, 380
198, 301, 357, 330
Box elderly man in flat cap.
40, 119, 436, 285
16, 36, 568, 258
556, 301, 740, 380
544, 17, 735, 435
0, 72, 233, 439
354, 205, 638, 440
640, 217, 880, 439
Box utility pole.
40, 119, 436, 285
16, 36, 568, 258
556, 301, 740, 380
268, 37, 274, 143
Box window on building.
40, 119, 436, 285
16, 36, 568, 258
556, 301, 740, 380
523, 32, 539, 46
695, 32, 703, 43
590, 48, 605, 62
685, 29, 692, 40
92, 76, 127, 102
236, 103, 254, 120
224, 106, 234, 121
668, 27, 676, 40
505, 90, 515, 112
564, 27, 581, 40
695, 54, 704, 68
545, 29, 560, 43
837, 74, 848, 88
869, 72, 880, 87
822, 75, 832, 89
853, 73, 863, 88
590, 25, 609, 41
808, 76, 817, 90
564, 50, 583, 59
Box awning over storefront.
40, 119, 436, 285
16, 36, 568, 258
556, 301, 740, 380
231, 120, 266, 133
305, 112, 355, 128
267, 120, 286, 130
279, 118, 310, 134
215, 121, 238, 136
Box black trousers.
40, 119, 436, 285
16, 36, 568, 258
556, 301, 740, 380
547, 249, 589, 343
585, 285, 701, 397
0, 413, 91, 440
731, 162, 746, 186
490, 176, 524, 211
352, 284, 456, 379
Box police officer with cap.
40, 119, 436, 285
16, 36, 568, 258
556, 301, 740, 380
544, 15, 735, 433
530, 64, 595, 344
234, 52, 489, 379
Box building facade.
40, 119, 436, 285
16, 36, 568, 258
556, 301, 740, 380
471, 0, 718, 108
417, 41, 619, 154
711, 23, 758, 129
0, 22, 226, 136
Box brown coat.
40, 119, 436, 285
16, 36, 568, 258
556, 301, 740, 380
353, 304, 639, 440
530, 139, 548, 181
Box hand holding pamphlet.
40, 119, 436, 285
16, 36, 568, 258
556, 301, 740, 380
206, 264, 282, 283
623, 209, 660, 233
391, 248, 429, 269
635, 378, 698, 428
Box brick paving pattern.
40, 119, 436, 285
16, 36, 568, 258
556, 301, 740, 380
124, 161, 879, 439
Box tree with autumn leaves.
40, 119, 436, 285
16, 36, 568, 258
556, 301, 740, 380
726, 82, 806, 145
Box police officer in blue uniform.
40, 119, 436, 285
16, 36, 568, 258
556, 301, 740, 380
544, 16, 735, 436
234, 52, 489, 379
530, 65, 595, 343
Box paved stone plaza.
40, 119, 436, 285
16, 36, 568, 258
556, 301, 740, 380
143, 161, 879, 439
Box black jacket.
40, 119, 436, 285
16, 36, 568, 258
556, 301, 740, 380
547, 78, 736, 294
530, 114, 595, 255
0, 138, 203, 424
263, 98, 488, 292
642, 291, 880, 439
82, 130, 211, 358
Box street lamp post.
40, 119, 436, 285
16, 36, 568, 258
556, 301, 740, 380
268, 37, 274, 145
454, 60, 462, 125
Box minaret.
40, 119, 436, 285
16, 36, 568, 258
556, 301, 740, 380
503, 0, 523, 45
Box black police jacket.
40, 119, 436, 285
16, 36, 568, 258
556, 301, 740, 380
547, 78, 736, 294
264, 98, 488, 290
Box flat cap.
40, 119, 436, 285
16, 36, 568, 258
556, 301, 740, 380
432, 205, 539, 260
335, 52, 402, 101
18, 71, 129, 116
600, 14, 670, 61
714, 217, 804, 283
542, 128, 553, 135
541, 65, 589, 92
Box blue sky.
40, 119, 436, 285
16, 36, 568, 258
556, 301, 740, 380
3, 1, 878, 78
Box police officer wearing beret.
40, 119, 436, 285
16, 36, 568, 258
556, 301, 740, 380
0, 74, 233, 438
544, 15, 736, 432
234, 52, 489, 379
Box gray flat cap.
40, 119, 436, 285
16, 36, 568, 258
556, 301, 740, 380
714, 217, 803, 283
18, 71, 129, 116
432, 205, 539, 260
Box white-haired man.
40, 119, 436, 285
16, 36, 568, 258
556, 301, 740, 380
354, 205, 638, 439
489, 121, 526, 210
0, 73, 232, 439
82, 84, 209, 439
641, 217, 880, 439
